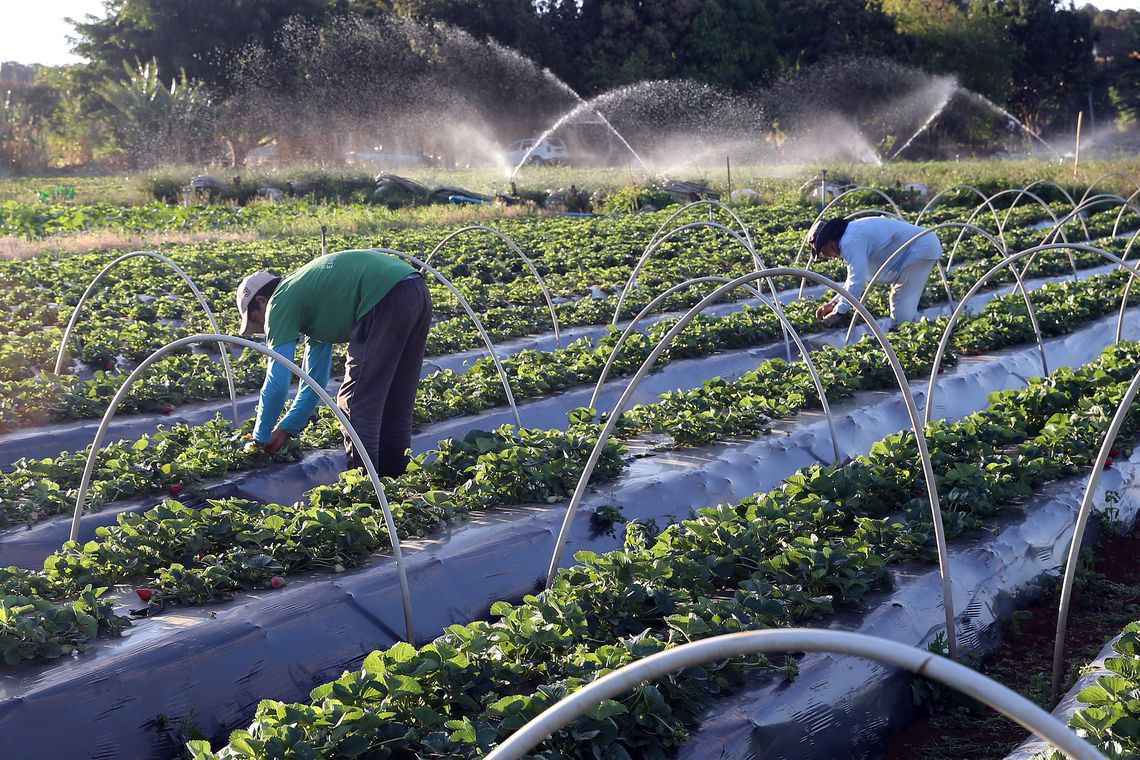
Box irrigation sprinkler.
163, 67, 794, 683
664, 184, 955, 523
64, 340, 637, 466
423, 225, 561, 348
68, 334, 417, 644
371, 248, 522, 428
925, 243, 1140, 427
483, 629, 1105, 760
611, 220, 794, 362
547, 268, 959, 659
53, 250, 239, 423
840, 222, 1049, 380
915, 184, 1007, 249
587, 275, 841, 464
1051, 364, 1140, 700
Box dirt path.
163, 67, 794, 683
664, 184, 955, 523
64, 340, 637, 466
886, 521, 1140, 760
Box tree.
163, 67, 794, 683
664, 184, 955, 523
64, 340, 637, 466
975, 0, 1095, 134
98, 59, 217, 168
882, 0, 1012, 101
70, 0, 334, 93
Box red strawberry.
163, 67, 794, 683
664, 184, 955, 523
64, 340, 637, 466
1104, 458, 1115, 470
168, 483, 184, 497
160, 403, 175, 415
135, 587, 154, 603
102, 359, 115, 371
1110, 449, 1122, 458
270, 576, 286, 589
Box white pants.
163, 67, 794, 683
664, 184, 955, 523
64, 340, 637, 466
888, 258, 937, 323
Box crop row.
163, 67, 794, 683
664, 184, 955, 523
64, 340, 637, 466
3, 266, 1138, 666
1045, 620, 1140, 759
5, 262, 1137, 532
184, 340, 1140, 759
0, 200, 1071, 376
0, 208, 1118, 433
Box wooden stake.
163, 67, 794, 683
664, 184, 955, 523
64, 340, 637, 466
726, 156, 732, 199
1074, 111, 1083, 176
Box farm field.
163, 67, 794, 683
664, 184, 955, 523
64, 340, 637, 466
3, 165, 1140, 759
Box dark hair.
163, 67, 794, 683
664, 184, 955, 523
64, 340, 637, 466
810, 218, 850, 254
254, 276, 282, 305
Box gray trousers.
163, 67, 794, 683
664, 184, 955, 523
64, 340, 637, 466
337, 276, 432, 476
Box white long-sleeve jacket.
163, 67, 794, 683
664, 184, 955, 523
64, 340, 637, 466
829, 216, 942, 314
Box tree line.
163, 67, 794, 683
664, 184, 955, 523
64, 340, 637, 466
1, 0, 1137, 174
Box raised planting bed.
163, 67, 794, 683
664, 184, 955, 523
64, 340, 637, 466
4, 329, 1140, 758
5, 265, 1138, 567
0, 201, 1112, 434
1006, 621, 1140, 760
175, 339, 1140, 759
4, 245, 1136, 538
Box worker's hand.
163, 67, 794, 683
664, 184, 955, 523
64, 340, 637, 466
263, 428, 291, 455
821, 311, 843, 328
815, 302, 836, 322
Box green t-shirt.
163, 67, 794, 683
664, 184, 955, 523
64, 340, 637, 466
265, 249, 416, 346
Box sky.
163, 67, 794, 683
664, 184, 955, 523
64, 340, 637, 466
3, 0, 1140, 66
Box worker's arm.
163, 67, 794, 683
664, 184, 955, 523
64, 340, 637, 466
252, 340, 298, 444
277, 341, 333, 435
831, 237, 872, 314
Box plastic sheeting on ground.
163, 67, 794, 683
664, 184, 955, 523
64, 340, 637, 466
2, 308, 1136, 758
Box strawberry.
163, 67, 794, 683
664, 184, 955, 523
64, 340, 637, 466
270, 576, 286, 589
1110, 448, 1122, 458
168, 482, 184, 497
1104, 458, 1115, 470
135, 587, 154, 603
160, 403, 175, 415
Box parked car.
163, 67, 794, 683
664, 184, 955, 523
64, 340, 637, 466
505, 137, 569, 166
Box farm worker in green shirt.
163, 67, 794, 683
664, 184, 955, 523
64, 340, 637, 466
235, 249, 433, 476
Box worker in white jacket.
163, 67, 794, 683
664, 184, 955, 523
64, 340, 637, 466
810, 216, 942, 329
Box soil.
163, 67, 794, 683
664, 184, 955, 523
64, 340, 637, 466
885, 519, 1140, 760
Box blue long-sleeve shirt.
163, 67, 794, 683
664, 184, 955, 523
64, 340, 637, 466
253, 339, 334, 443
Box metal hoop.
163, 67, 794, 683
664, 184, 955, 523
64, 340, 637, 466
370, 248, 522, 428
612, 220, 762, 326
68, 334, 416, 643
612, 220, 793, 361
1007, 180, 1088, 241
1078, 171, 1138, 207
483, 629, 1104, 760
840, 222, 1049, 380
546, 267, 958, 659
953, 189, 1072, 281
1051, 365, 1140, 699
587, 275, 841, 464
53, 251, 238, 422
644, 198, 755, 254
915, 184, 1007, 248
1110, 187, 1140, 239
423, 225, 561, 348
925, 243, 1140, 425
1113, 229, 1140, 345
1023, 194, 1140, 286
